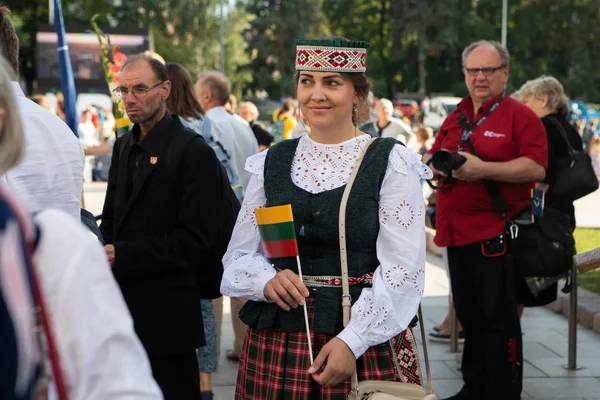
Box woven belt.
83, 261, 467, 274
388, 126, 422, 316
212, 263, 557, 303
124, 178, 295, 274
302, 272, 373, 288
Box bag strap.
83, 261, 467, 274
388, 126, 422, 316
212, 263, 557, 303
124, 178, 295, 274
547, 116, 576, 155
463, 138, 509, 215
22, 226, 70, 400
338, 138, 434, 396
339, 138, 375, 326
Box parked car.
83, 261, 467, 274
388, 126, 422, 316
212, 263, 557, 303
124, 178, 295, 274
395, 98, 421, 122
423, 96, 461, 132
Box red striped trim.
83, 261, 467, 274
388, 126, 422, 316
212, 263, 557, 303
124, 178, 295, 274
262, 239, 299, 258
302, 272, 374, 287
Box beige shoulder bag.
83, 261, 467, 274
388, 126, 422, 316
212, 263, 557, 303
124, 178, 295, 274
340, 138, 437, 400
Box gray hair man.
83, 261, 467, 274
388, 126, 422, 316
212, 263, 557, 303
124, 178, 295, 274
195, 72, 258, 365
423, 40, 548, 400
195, 72, 258, 193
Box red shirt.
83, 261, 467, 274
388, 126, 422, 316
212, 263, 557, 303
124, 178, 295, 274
428, 94, 548, 247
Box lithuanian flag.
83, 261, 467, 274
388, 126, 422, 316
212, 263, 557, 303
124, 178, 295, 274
255, 204, 299, 258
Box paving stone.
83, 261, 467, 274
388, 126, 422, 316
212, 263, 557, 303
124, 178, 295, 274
429, 378, 464, 399
522, 342, 561, 362
523, 377, 600, 399
523, 360, 547, 378
542, 340, 600, 359
427, 361, 461, 379
527, 357, 600, 378
594, 314, 600, 334
212, 385, 235, 400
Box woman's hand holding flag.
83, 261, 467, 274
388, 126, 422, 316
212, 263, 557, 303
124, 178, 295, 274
255, 204, 313, 364
264, 269, 309, 311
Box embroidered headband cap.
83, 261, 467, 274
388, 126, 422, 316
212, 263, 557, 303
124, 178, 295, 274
295, 39, 370, 73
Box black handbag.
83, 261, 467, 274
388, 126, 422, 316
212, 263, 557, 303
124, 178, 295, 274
463, 138, 576, 279
548, 117, 599, 201
506, 206, 575, 277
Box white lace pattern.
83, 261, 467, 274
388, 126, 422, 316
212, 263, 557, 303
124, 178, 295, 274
222, 135, 430, 357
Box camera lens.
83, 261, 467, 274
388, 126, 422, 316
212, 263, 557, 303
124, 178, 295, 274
431, 150, 454, 173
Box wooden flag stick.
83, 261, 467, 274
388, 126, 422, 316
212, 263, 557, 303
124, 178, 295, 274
296, 255, 314, 365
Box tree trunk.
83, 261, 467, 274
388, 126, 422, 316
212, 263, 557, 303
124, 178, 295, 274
418, 29, 426, 95
378, 0, 394, 99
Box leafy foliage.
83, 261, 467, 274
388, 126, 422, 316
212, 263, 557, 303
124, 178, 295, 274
240, 0, 329, 99
6, 0, 600, 102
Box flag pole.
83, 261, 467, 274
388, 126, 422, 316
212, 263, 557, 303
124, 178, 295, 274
295, 255, 314, 364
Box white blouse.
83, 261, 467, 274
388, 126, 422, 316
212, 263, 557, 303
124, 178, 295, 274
221, 134, 433, 358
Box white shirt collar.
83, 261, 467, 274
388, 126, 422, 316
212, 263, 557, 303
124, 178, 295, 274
205, 106, 228, 118
11, 81, 25, 97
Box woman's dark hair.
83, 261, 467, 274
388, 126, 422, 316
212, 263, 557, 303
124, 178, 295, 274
294, 36, 371, 101
165, 63, 204, 120
278, 98, 296, 114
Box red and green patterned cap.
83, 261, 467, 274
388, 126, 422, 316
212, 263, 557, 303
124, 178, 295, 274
295, 39, 370, 73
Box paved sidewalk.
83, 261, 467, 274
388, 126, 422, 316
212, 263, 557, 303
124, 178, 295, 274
212, 252, 600, 399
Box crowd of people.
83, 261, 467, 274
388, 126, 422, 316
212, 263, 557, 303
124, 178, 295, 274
1, 2, 599, 399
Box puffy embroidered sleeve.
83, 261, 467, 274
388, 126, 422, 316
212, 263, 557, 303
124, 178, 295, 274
337, 144, 432, 357
220, 150, 276, 301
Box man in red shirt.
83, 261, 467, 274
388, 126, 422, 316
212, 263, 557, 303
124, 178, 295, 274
423, 41, 547, 400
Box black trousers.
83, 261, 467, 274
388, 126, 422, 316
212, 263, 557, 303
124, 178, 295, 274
149, 351, 201, 400
448, 243, 522, 400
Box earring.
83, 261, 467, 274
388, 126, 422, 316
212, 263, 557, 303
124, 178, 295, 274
352, 103, 358, 126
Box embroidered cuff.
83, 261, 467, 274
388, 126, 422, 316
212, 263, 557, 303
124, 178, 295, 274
256, 265, 277, 302
337, 326, 369, 359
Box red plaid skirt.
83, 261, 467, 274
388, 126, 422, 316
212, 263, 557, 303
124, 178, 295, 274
235, 296, 423, 399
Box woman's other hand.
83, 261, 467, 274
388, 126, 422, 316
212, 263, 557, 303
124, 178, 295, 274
263, 269, 309, 311
309, 337, 356, 387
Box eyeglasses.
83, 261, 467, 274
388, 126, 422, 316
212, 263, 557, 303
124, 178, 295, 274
463, 65, 506, 77
113, 81, 164, 98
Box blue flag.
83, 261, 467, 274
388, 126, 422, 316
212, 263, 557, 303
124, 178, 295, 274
531, 188, 545, 217
54, 0, 78, 137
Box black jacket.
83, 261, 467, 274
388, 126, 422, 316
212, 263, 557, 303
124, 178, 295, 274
542, 114, 584, 225
100, 113, 237, 355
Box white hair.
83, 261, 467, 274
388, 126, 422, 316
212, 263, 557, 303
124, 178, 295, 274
462, 40, 510, 67
376, 98, 394, 116
0, 55, 23, 175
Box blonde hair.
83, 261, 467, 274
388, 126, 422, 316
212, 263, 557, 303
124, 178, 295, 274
517, 75, 570, 117
239, 101, 259, 119
376, 98, 394, 116
0, 56, 23, 174
415, 125, 433, 142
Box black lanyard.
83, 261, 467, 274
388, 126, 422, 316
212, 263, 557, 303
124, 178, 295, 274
458, 92, 506, 151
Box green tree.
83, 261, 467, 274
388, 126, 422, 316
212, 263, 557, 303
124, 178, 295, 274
240, 0, 329, 99
323, 0, 398, 99
391, 0, 456, 95
112, 0, 253, 97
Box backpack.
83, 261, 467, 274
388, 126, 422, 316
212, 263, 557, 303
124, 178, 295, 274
271, 116, 288, 143
174, 117, 241, 299
180, 117, 243, 201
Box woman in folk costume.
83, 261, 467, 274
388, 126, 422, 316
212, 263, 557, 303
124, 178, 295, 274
221, 38, 432, 399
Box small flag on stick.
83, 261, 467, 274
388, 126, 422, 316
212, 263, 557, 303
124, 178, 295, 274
254, 204, 313, 364
255, 204, 299, 258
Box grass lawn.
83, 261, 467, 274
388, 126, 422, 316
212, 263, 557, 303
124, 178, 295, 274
574, 228, 600, 294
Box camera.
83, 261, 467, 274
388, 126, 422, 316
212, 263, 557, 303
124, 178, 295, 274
430, 150, 466, 183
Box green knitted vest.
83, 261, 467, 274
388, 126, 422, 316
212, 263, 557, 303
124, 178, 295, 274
239, 137, 398, 335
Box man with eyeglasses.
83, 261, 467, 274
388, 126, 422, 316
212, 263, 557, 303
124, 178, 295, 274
100, 55, 237, 400
422, 41, 548, 400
